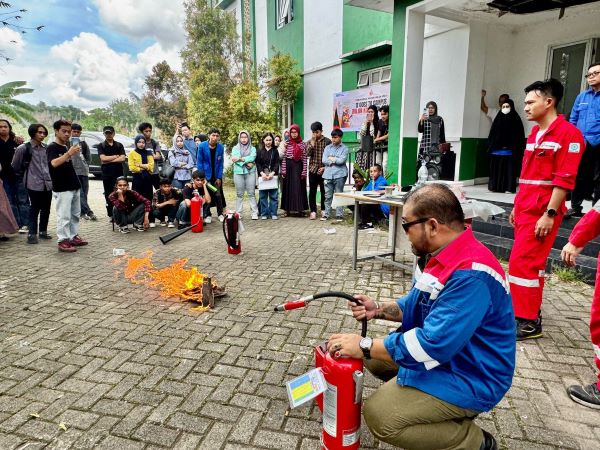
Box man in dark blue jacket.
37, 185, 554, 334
196, 128, 226, 220
328, 183, 515, 450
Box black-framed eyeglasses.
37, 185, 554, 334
402, 217, 431, 232
585, 71, 600, 79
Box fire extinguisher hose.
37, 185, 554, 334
274, 291, 367, 337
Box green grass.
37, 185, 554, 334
551, 264, 587, 284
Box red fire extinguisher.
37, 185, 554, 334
275, 292, 367, 450
222, 210, 241, 254
190, 190, 203, 233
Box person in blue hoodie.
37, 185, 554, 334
196, 127, 226, 221
359, 163, 389, 229
327, 183, 515, 450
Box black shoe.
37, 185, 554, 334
567, 383, 600, 409
27, 234, 39, 244
565, 208, 583, 219
38, 232, 52, 240
479, 430, 498, 450
358, 222, 374, 230
516, 316, 542, 340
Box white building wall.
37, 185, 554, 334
254, 0, 269, 65
302, 0, 343, 136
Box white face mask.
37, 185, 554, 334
501, 107, 511, 115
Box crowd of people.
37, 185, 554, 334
0, 114, 398, 247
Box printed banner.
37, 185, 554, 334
333, 84, 390, 132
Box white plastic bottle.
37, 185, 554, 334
417, 160, 429, 185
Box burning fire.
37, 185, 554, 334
120, 251, 221, 309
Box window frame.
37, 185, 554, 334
276, 0, 294, 30
357, 65, 392, 88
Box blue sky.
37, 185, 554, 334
1, 0, 185, 109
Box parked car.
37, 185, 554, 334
81, 131, 169, 179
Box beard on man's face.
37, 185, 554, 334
409, 232, 430, 257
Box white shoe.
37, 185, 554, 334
149, 222, 156, 228
272, 215, 278, 220
18, 226, 28, 234
167, 222, 175, 228
251, 214, 258, 220
160, 221, 167, 227
261, 216, 268, 220
218, 215, 225, 222
204, 216, 212, 224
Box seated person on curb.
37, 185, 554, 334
108, 177, 151, 233
153, 178, 182, 227
327, 183, 515, 450
177, 170, 212, 229
360, 164, 389, 229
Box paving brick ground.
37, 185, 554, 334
0, 179, 599, 449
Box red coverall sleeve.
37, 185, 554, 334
569, 209, 600, 248
552, 128, 585, 190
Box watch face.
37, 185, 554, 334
360, 337, 373, 350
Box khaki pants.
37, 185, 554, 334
363, 360, 484, 450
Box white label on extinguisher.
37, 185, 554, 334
323, 382, 337, 437
343, 429, 360, 446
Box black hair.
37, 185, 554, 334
180, 122, 190, 129
524, 78, 564, 106
103, 125, 115, 133
192, 169, 206, 180
194, 134, 208, 142
0, 119, 15, 141
310, 121, 323, 132
588, 61, 600, 70
208, 127, 220, 135
28, 123, 48, 139
261, 132, 275, 151
352, 170, 364, 178
71, 123, 82, 131
159, 178, 171, 186
367, 105, 380, 133
115, 176, 128, 190
53, 119, 72, 131
371, 163, 383, 173
404, 183, 465, 230
379, 105, 389, 114
138, 122, 152, 132
331, 128, 343, 138
499, 94, 510, 101
425, 101, 438, 116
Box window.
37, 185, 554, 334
357, 65, 391, 88
276, 0, 294, 29
280, 102, 294, 130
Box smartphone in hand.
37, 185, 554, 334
70, 137, 81, 147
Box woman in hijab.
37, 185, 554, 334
487, 99, 525, 193
280, 124, 309, 217
231, 130, 259, 219
128, 135, 155, 224
417, 101, 446, 178
358, 105, 379, 169
169, 135, 195, 189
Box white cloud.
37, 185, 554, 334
93, 0, 186, 49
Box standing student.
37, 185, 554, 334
256, 132, 280, 220
196, 128, 226, 221
509, 79, 584, 340
128, 135, 155, 226
11, 124, 53, 244
139, 122, 162, 190
280, 124, 308, 216
97, 126, 126, 220
173, 122, 197, 164
169, 135, 195, 189
481, 90, 510, 121
359, 105, 379, 169
231, 130, 259, 219
70, 123, 97, 221
374, 105, 389, 174
47, 120, 87, 252
0, 118, 29, 233
306, 121, 331, 220
321, 128, 348, 221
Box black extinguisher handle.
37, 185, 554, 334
311, 291, 367, 338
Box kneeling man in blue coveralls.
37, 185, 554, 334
327, 183, 515, 450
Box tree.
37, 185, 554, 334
259, 51, 302, 125
141, 61, 187, 138
0, 80, 35, 124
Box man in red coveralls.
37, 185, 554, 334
509, 78, 585, 340
561, 209, 600, 408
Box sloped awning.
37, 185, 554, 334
487, 0, 599, 14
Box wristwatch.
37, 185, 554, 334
359, 337, 373, 360
545, 208, 557, 218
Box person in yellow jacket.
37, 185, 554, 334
128, 135, 155, 226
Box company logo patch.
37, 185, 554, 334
568, 143, 581, 153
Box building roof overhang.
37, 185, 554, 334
340, 40, 392, 61
487, 0, 599, 14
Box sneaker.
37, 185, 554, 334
82, 213, 91, 220
18, 226, 28, 234
251, 214, 258, 220
58, 240, 76, 252
567, 383, 600, 409
88, 213, 98, 221
565, 208, 583, 219
309, 212, 317, 220
70, 235, 88, 246
27, 234, 38, 244
204, 216, 212, 224
261, 216, 268, 220
272, 215, 278, 220
38, 232, 52, 240
133, 225, 145, 232
516, 316, 542, 340
479, 430, 498, 450
321, 211, 327, 219
358, 223, 374, 230
160, 221, 167, 227
149, 222, 156, 228
218, 215, 225, 222
320, 215, 329, 221
167, 222, 175, 228
119, 227, 131, 234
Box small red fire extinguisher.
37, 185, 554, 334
275, 292, 366, 450
190, 190, 203, 233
